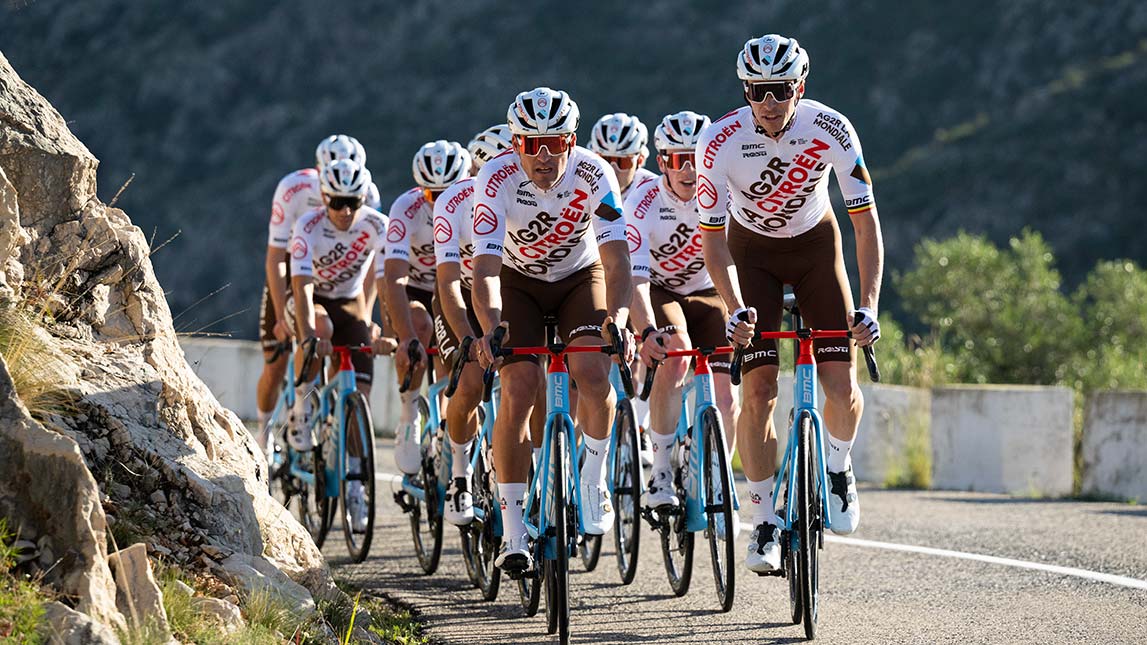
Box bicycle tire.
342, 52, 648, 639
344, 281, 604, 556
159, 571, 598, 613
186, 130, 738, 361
296, 390, 331, 547
613, 398, 642, 585
797, 410, 819, 639
661, 440, 694, 596
467, 437, 502, 601
518, 459, 541, 617
580, 534, 602, 572
341, 391, 376, 563
548, 418, 571, 644
409, 396, 443, 575
702, 407, 736, 612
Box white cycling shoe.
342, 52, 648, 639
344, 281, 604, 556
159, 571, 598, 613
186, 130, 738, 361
642, 469, 679, 509
580, 481, 615, 535
745, 521, 781, 573
444, 477, 474, 526
827, 463, 860, 535
495, 534, 532, 573
393, 422, 421, 475
346, 481, 369, 534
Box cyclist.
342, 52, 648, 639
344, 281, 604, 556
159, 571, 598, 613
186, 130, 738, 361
698, 34, 883, 573
627, 111, 740, 521
385, 140, 472, 475
288, 158, 395, 532
472, 87, 635, 572
588, 112, 658, 465
430, 124, 513, 525
258, 135, 368, 451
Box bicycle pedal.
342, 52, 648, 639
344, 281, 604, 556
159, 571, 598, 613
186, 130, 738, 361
392, 490, 416, 513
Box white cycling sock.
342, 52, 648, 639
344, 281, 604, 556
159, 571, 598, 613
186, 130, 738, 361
292, 387, 308, 422
498, 482, 528, 543
451, 438, 474, 479
632, 396, 651, 434
347, 456, 362, 476
748, 477, 780, 525
580, 434, 609, 487
826, 433, 854, 473
650, 431, 676, 474
399, 390, 419, 425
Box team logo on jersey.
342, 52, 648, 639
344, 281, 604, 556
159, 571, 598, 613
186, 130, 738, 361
850, 158, 872, 185
625, 224, 642, 253
696, 176, 718, 210
271, 203, 285, 225
387, 220, 406, 243
290, 238, 308, 260
434, 217, 453, 244
473, 204, 498, 236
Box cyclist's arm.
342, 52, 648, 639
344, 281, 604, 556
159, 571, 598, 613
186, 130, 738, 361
831, 114, 883, 313
264, 245, 289, 325
623, 182, 656, 333
384, 257, 416, 340
471, 255, 503, 334
852, 210, 883, 312
701, 230, 747, 314
436, 263, 475, 339
599, 239, 632, 329
291, 275, 319, 340
630, 278, 657, 334
362, 256, 378, 314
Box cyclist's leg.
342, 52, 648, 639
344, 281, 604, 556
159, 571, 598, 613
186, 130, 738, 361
326, 296, 374, 459
682, 288, 739, 453
434, 292, 483, 525
257, 283, 288, 441
647, 285, 690, 468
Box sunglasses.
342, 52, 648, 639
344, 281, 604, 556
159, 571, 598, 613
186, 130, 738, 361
516, 134, 573, 156
661, 151, 695, 171
327, 195, 363, 211
745, 81, 797, 103
602, 155, 639, 170
422, 188, 444, 204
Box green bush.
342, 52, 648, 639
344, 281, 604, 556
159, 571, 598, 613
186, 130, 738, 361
1072, 260, 1147, 393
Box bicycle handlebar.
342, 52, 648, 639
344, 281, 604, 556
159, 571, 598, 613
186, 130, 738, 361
293, 337, 319, 388
481, 325, 507, 403
606, 322, 635, 399
399, 338, 423, 394
445, 336, 474, 397
639, 344, 737, 401
729, 330, 880, 386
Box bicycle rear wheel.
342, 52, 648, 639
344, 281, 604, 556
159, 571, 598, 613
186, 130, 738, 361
660, 453, 694, 596
612, 399, 642, 585
702, 408, 736, 612
517, 459, 541, 616
409, 397, 443, 574
295, 390, 331, 547
341, 391, 376, 563
796, 410, 819, 639
463, 424, 502, 600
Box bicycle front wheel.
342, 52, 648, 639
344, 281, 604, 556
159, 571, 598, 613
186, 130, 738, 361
796, 410, 820, 638
340, 391, 376, 563
296, 390, 331, 547
544, 417, 571, 643
702, 407, 736, 612
409, 397, 443, 574
613, 398, 642, 585
464, 423, 501, 600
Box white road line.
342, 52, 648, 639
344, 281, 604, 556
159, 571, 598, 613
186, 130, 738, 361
374, 471, 1146, 591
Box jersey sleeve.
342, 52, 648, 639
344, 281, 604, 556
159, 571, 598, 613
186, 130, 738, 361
433, 185, 463, 266
372, 212, 389, 280
472, 163, 507, 260
384, 192, 416, 262
590, 157, 626, 245
623, 182, 655, 280
268, 175, 294, 248
828, 114, 877, 217
695, 125, 731, 232
288, 213, 317, 278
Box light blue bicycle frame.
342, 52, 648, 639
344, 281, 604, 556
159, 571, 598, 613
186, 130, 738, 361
672, 355, 740, 533
772, 349, 831, 533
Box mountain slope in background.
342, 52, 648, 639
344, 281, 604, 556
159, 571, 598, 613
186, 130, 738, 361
3, 0, 1145, 337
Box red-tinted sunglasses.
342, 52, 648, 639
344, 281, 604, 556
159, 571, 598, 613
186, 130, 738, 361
661, 151, 695, 170
745, 81, 797, 103
515, 134, 573, 156
602, 155, 639, 170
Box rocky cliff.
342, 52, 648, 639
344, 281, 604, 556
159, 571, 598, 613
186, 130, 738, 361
0, 51, 356, 643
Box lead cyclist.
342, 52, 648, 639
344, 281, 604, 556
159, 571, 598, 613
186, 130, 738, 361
698, 34, 884, 573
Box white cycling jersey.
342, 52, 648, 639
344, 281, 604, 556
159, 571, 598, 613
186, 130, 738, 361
432, 176, 477, 291
622, 167, 658, 201
385, 187, 437, 293
696, 100, 876, 238
473, 146, 625, 282
289, 207, 387, 299
625, 175, 714, 295
268, 168, 322, 248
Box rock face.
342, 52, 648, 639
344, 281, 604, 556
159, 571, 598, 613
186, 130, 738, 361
0, 50, 333, 636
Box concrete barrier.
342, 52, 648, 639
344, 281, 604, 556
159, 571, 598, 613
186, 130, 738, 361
769, 376, 929, 485
1082, 390, 1147, 502
930, 385, 1074, 496
180, 338, 401, 432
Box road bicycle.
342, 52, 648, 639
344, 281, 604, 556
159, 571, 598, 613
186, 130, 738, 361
265, 339, 378, 563
730, 295, 879, 639
639, 344, 740, 611
482, 318, 633, 645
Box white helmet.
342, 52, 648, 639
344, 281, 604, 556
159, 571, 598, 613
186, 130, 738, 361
412, 140, 471, 190
315, 134, 366, 168
507, 87, 579, 136
654, 111, 711, 153
467, 125, 513, 171
737, 34, 810, 83
588, 113, 648, 158
319, 159, 371, 198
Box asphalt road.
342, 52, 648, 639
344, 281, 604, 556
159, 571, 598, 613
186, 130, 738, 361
323, 444, 1147, 644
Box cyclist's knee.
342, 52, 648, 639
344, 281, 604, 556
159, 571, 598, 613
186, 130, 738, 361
500, 365, 542, 413
568, 358, 610, 398
261, 354, 288, 379
743, 369, 780, 407
315, 314, 334, 340
819, 365, 860, 408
